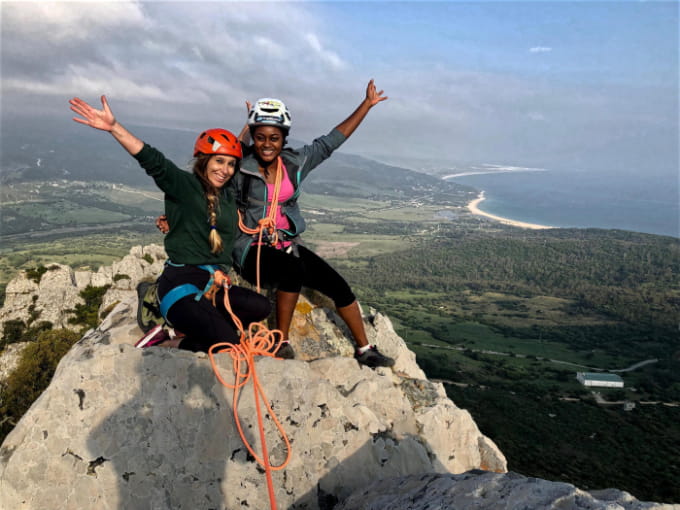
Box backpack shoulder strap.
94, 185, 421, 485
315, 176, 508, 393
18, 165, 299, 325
237, 173, 252, 212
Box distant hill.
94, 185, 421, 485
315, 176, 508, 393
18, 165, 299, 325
1, 115, 474, 201
1, 116, 196, 189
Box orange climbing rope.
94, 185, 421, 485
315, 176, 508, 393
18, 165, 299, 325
237, 156, 283, 292
205, 270, 292, 510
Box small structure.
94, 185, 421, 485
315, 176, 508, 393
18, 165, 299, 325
576, 372, 624, 388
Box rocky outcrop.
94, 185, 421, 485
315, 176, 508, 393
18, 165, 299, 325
336, 471, 680, 510
0, 273, 506, 509
0, 245, 166, 338
0, 342, 28, 384
1, 247, 674, 509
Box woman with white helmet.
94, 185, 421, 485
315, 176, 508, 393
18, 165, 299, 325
232, 80, 395, 368
70, 95, 271, 353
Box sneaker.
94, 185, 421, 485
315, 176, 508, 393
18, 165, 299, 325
355, 345, 395, 368
136, 281, 162, 334
274, 341, 296, 359
135, 325, 169, 348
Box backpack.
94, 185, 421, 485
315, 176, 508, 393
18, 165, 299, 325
136, 280, 164, 333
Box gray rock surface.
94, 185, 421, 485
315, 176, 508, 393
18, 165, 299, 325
2, 246, 674, 510
336, 471, 680, 510
0, 342, 28, 388
0, 288, 506, 509
0, 245, 166, 339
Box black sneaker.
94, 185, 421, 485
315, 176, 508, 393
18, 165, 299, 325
274, 341, 296, 360
355, 345, 395, 368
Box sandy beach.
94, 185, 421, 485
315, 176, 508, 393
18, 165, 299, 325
467, 192, 555, 230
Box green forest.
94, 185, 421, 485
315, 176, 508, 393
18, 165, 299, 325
330, 226, 680, 502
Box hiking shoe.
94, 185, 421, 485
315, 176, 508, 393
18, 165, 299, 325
355, 345, 395, 368
136, 280, 162, 333
135, 325, 169, 348
274, 341, 296, 359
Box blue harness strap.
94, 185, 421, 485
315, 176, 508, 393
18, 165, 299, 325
159, 284, 201, 320
158, 263, 223, 321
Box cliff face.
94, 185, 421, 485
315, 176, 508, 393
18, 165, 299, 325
0, 246, 675, 510
0, 245, 505, 509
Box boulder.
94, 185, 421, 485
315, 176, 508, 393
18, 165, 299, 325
0, 294, 506, 510
336, 471, 680, 510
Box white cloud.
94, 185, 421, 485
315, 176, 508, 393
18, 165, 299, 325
529, 46, 553, 53
252, 36, 289, 59
304, 33, 347, 70
1, 1, 146, 42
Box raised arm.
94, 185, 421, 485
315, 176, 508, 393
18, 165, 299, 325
238, 100, 252, 144
69, 95, 144, 156
334, 79, 388, 139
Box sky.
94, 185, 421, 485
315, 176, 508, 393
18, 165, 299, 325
1, 0, 678, 175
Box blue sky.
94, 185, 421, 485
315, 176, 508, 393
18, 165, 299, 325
1, 1, 677, 175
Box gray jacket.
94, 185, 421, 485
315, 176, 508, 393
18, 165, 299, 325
230, 128, 347, 270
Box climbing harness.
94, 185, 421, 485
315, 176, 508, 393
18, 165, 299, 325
157, 263, 225, 321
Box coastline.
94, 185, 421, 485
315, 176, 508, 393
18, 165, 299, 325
467, 191, 555, 230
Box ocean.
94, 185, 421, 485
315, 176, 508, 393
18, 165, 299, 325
447, 169, 678, 238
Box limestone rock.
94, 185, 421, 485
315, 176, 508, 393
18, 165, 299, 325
0, 294, 506, 510
0, 264, 81, 334
0, 245, 166, 339
0, 342, 28, 388
335, 471, 680, 510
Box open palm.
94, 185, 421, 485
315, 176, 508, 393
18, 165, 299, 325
366, 79, 387, 107
69, 95, 116, 131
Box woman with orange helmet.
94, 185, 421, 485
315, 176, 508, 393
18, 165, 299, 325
69, 95, 270, 352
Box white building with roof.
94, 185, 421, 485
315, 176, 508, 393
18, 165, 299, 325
576, 372, 624, 388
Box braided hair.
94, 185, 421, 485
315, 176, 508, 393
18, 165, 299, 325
192, 154, 224, 254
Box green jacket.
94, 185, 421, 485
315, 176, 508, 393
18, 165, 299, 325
230, 128, 347, 270
134, 144, 237, 267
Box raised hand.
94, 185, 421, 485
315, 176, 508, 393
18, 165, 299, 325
365, 79, 388, 107
69, 95, 143, 155
69, 95, 116, 132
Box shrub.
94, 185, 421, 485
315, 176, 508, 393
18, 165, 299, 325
25, 265, 48, 284
0, 320, 54, 351
142, 253, 154, 264
113, 273, 130, 282
66, 284, 111, 333
0, 328, 80, 443
1, 319, 27, 348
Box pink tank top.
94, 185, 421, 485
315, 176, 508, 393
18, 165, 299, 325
265, 162, 294, 249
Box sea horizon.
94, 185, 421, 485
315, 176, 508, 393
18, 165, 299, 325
448, 169, 679, 239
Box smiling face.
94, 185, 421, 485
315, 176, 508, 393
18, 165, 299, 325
252, 125, 285, 166
205, 154, 237, 188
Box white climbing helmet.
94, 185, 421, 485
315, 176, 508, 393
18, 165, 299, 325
248, 98, 292, 133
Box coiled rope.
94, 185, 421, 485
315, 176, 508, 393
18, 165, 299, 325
206, 270, 291, 510
237, 156, 283, 292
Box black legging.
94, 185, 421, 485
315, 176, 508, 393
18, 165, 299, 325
240, 244, 355, 308
158, 264, 271, 353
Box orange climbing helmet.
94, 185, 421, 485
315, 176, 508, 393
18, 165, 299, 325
193, 128, 242, 158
